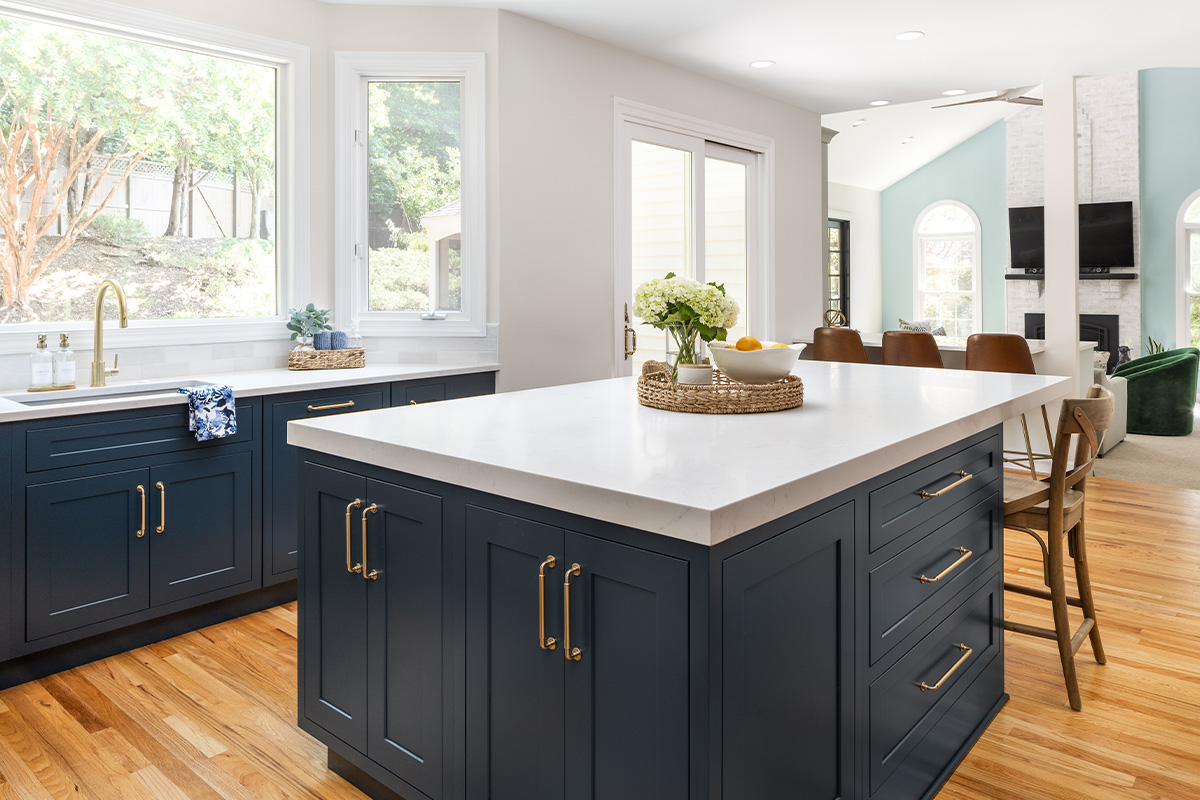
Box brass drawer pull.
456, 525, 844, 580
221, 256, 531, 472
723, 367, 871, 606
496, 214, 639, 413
917, 643, 973, 691
539, 556, 557, 650
918, 547, 973, 584
156, 481, 166, 534
308, 400, 355, 412
136, 485, 146, 538
918, 470, 972, 499
345, 499, 363, 574
563, 563, 582, 661
361, 503, 379, 580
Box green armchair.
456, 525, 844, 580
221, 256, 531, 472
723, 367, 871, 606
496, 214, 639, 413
1112, 348, 1199, 436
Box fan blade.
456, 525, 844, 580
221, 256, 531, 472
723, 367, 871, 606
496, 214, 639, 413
933, 96, 1002, 109
1009, 96, 1043, 106
1000, 85, 1038, 101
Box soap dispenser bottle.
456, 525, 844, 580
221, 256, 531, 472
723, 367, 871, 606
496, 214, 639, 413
30, 334, 53, 391
53, 333, 76, 389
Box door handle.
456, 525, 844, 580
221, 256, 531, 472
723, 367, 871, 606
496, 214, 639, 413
136, 485, 146, 538
563, 563, 582, 661
345, 499, 363, 573
538, 556, 557, 650
623, 303, 637, 360
361, 503, 379, 580
155, 481, 166, 533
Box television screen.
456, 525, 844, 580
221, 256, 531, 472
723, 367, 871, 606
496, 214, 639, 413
1009, 206, 1044, 269
1079, 201, 1134, 268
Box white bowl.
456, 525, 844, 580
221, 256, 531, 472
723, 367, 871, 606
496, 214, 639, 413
708, 342, 804, 384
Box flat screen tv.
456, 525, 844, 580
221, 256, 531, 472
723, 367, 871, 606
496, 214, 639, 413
1008, 201, 1135, 270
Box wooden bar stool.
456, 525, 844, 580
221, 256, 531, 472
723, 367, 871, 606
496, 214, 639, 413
812, 327, 868, 363
881, 330, 944, 368
965, 333, 1054, 478
1003, 385, 1114, 711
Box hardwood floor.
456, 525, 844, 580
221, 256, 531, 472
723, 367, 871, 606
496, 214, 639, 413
0, 475, 1195, 799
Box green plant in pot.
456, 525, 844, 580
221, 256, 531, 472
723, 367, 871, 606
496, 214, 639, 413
287, 303, 333, 350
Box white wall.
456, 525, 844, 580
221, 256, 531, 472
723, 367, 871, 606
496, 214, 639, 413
828, 182, 882, 332
495, 12, 824, 391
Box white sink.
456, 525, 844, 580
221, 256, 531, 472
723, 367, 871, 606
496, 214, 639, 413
1, 379, 217, 407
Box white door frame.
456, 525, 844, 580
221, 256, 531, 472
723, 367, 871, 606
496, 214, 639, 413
612, 98, 774, 377
1178, 189, 1200, 349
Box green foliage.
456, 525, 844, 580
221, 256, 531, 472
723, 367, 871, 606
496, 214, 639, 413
368, 247, 431, 312
286, 303, 333, 340
1146, 336, 1168, 355
84, 214, 147, 246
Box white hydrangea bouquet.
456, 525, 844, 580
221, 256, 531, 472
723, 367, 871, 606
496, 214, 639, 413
634, 272, 739, 379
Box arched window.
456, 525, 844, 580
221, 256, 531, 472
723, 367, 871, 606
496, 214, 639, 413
1180, 192, 1200, 349
913, 202, 982, 337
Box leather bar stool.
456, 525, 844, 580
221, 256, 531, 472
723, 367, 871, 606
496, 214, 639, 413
881, 330, 944, 368
965, 333, 1054, 478
1003, 385, 1114, 710
812, 327, 868, 363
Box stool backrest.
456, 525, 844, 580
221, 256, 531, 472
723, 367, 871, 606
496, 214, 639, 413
882, 330, 944, 368
812, 327, 869, 363
964, 333, 1036, 375
1051, 385, 1115, 504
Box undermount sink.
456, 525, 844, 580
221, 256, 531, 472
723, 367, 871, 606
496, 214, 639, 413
1, 379, 216, 407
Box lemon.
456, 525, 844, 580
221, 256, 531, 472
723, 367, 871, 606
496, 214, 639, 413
769, 342, 791, 349
735, 336, 762, 351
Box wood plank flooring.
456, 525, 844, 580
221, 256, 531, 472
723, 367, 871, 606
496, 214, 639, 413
0, 475, 1195, 799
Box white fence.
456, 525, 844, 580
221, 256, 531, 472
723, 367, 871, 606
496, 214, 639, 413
19, 158, 275, 240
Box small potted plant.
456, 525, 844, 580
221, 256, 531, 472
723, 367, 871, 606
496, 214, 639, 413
633, 272, 739, 382
287, 303, 333, 350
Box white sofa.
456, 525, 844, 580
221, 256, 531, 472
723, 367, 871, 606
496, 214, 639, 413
1094, 368, 1128, 456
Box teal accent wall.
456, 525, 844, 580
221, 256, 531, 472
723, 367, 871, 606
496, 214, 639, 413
1140, 68, 1200, 349
880, 121, 1007, 332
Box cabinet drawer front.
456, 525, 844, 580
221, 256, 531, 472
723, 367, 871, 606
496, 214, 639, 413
869, 576, 1001, 793
869, 434, 999, 552
25, 404, 254, 473
406, 384, 446, 405
870, 490, 999, 664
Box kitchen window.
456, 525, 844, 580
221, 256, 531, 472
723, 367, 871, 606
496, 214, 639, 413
913, 201, 981, 338
1181, 192, 1200, 349
827, 218, 850, 324
334, 52, 486, 337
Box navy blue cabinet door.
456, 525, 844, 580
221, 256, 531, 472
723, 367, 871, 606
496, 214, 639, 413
563, 532, 690, 800
301, 464, 370, 753
721, 502, 855, 800
465, 505, 566, 800
0, 424, 11, 662
365, 479, 444, 797
149, 452, 254, 606
268, 390, 385, 583
26, 469, 151, 641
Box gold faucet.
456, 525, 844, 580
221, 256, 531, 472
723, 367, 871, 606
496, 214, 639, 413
91, 279, 128, 387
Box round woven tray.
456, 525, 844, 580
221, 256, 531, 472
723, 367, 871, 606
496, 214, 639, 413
636, 361, 803, 414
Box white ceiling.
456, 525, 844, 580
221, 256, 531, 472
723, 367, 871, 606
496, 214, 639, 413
317, 0, 1200, 115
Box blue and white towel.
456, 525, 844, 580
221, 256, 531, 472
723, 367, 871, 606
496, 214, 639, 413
178, 384, 237, 442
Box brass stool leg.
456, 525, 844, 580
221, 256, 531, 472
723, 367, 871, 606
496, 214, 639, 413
1041, 404, 1055, 456
1071, 516, 1106, 665
1019, 413, 1037, 478
1048, 526, 1083, 711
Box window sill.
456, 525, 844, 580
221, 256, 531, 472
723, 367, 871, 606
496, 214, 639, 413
0, 317, 291, 356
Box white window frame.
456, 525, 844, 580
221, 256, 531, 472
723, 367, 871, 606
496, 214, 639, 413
613, 98, 774, 377
0, 0, 310, 355
1177, 189, 1200, 349
334, 51, 486, 338
912, 200, 982, 334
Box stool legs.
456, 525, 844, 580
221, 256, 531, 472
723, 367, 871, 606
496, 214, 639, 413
1070, 517, 1107, 665
1046, 527, 1083, 711
1019, 413, 1037, 477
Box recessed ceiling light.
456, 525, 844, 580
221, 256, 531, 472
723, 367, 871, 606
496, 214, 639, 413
900, 136, 914, 144
894, 31, 924, 41
851, 119, 866, 127
942, 89, 967, 96
869, 100, 889, 107
749, 60, 776, 69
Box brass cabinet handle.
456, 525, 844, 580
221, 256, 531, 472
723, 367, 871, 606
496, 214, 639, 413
917, 643, 973, 691
918, 547, 973, 584
155, 481, 166, 534
345, 499, 363, 574
361, 504, 379, 580
563, 563, 582, 661
409, 400, 417, 405
136, 485, 146, 538
307, 400, 355, 412
623, 303, 637, 359
918, 470, 972, 499
539, 556, 557, 650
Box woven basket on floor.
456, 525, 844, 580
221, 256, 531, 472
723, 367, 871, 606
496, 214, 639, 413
287, 348, 366, 370
636, 360, 803, 414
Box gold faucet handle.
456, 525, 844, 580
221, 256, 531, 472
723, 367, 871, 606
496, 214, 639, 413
106, 352, 119, 377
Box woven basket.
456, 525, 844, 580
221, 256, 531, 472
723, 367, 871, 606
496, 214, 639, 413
636, 361, 803, 414
287, 348, 366, 371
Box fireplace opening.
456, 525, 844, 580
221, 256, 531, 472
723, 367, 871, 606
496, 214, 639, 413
1025, 313, 1120, 374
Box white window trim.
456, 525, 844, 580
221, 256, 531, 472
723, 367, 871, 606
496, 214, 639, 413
1177, 189, 1200, 349
613, 98, 774, 377
333, 51, 486, 338
0, 0, 310, 356
912, 200, 982, 334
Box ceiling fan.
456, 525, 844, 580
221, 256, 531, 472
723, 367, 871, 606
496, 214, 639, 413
934, 86, 1042, 109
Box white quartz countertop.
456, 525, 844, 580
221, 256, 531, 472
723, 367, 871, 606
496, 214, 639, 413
0, 363, 499, 423
287, 361, 1070, 547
